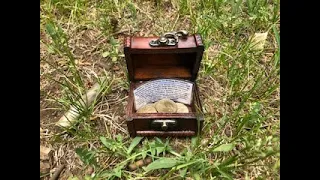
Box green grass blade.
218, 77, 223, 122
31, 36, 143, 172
127, 136, 143, 155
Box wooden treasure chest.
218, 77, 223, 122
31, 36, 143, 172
124, 30, 205, 137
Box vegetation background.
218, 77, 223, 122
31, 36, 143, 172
40, 0, 280, 179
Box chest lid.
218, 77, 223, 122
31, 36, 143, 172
124, 31, 204, 82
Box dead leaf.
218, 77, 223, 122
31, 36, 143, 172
40, 145, 52, 160
40, 161, 51, 173
251, 32, 268, 51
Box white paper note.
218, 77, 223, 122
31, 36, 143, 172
133, 79, 193, 110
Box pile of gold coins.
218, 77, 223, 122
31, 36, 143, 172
137, 98, 189, 113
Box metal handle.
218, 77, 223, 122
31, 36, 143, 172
149, 30, 188, 47
151, 119, 177, 131
136, 130, 195, 136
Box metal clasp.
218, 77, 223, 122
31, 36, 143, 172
151, 119, 177, 131
149, 30, 188, 47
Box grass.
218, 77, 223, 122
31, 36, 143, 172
40, 0, 280, 179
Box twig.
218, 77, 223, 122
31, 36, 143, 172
49, 164, 65, 180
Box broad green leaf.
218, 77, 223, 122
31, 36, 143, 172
102, 51, 110, 58
155, 137, 163, 144
45, 23, 55, 37
212, 143, 235, 152
100, 136, 111, 148
141, 151, 147, 159
149, 141, 155, 147
176, 160, 199, 170
114, 169, 121, 178
144, 158, 178, 172
193, 173, 201, 180
110, 37, 117, 45
179, 168, 187, 178
191, 137, 198, 148
150, 147, 156, 156
156, 147, 165, 156
127, 136, 143, 154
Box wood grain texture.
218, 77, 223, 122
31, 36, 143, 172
124, 35, 204, 81
124, 34, 205, 137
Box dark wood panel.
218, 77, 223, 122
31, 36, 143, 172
134, 66, 192, 80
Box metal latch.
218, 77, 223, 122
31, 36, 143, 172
151, 119, 177, 131
149, 30, 188, 47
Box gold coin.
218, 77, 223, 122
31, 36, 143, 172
137, 103, 157, 113
176, 103, 189, 113
144, 157, 152, 165
128, 163, 137, 171
135, 160, 145, 167
154, 99, 177, 113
